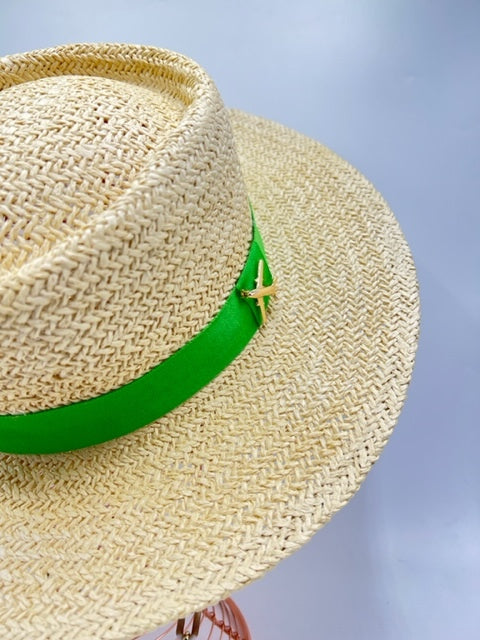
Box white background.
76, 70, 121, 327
1, 1, 478, 638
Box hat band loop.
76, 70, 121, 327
0, 204, 275, 454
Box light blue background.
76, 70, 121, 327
1, 1, 478, 638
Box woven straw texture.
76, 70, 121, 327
0, 44, 419, 640
0, 44, 251, 413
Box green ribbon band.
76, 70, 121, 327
0, 207, 274, 454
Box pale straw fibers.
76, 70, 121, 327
0, 44, 419, 639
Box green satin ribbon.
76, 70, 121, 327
0, 208, 274, 455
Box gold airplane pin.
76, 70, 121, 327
241, 259, 277, 324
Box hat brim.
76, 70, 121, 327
0, 110, 419, 640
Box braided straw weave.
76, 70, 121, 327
0, 44, 419, 639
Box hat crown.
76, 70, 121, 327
0, 73, 185, 271
0, 44, 251, 414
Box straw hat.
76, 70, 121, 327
0, 43, 419, 639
